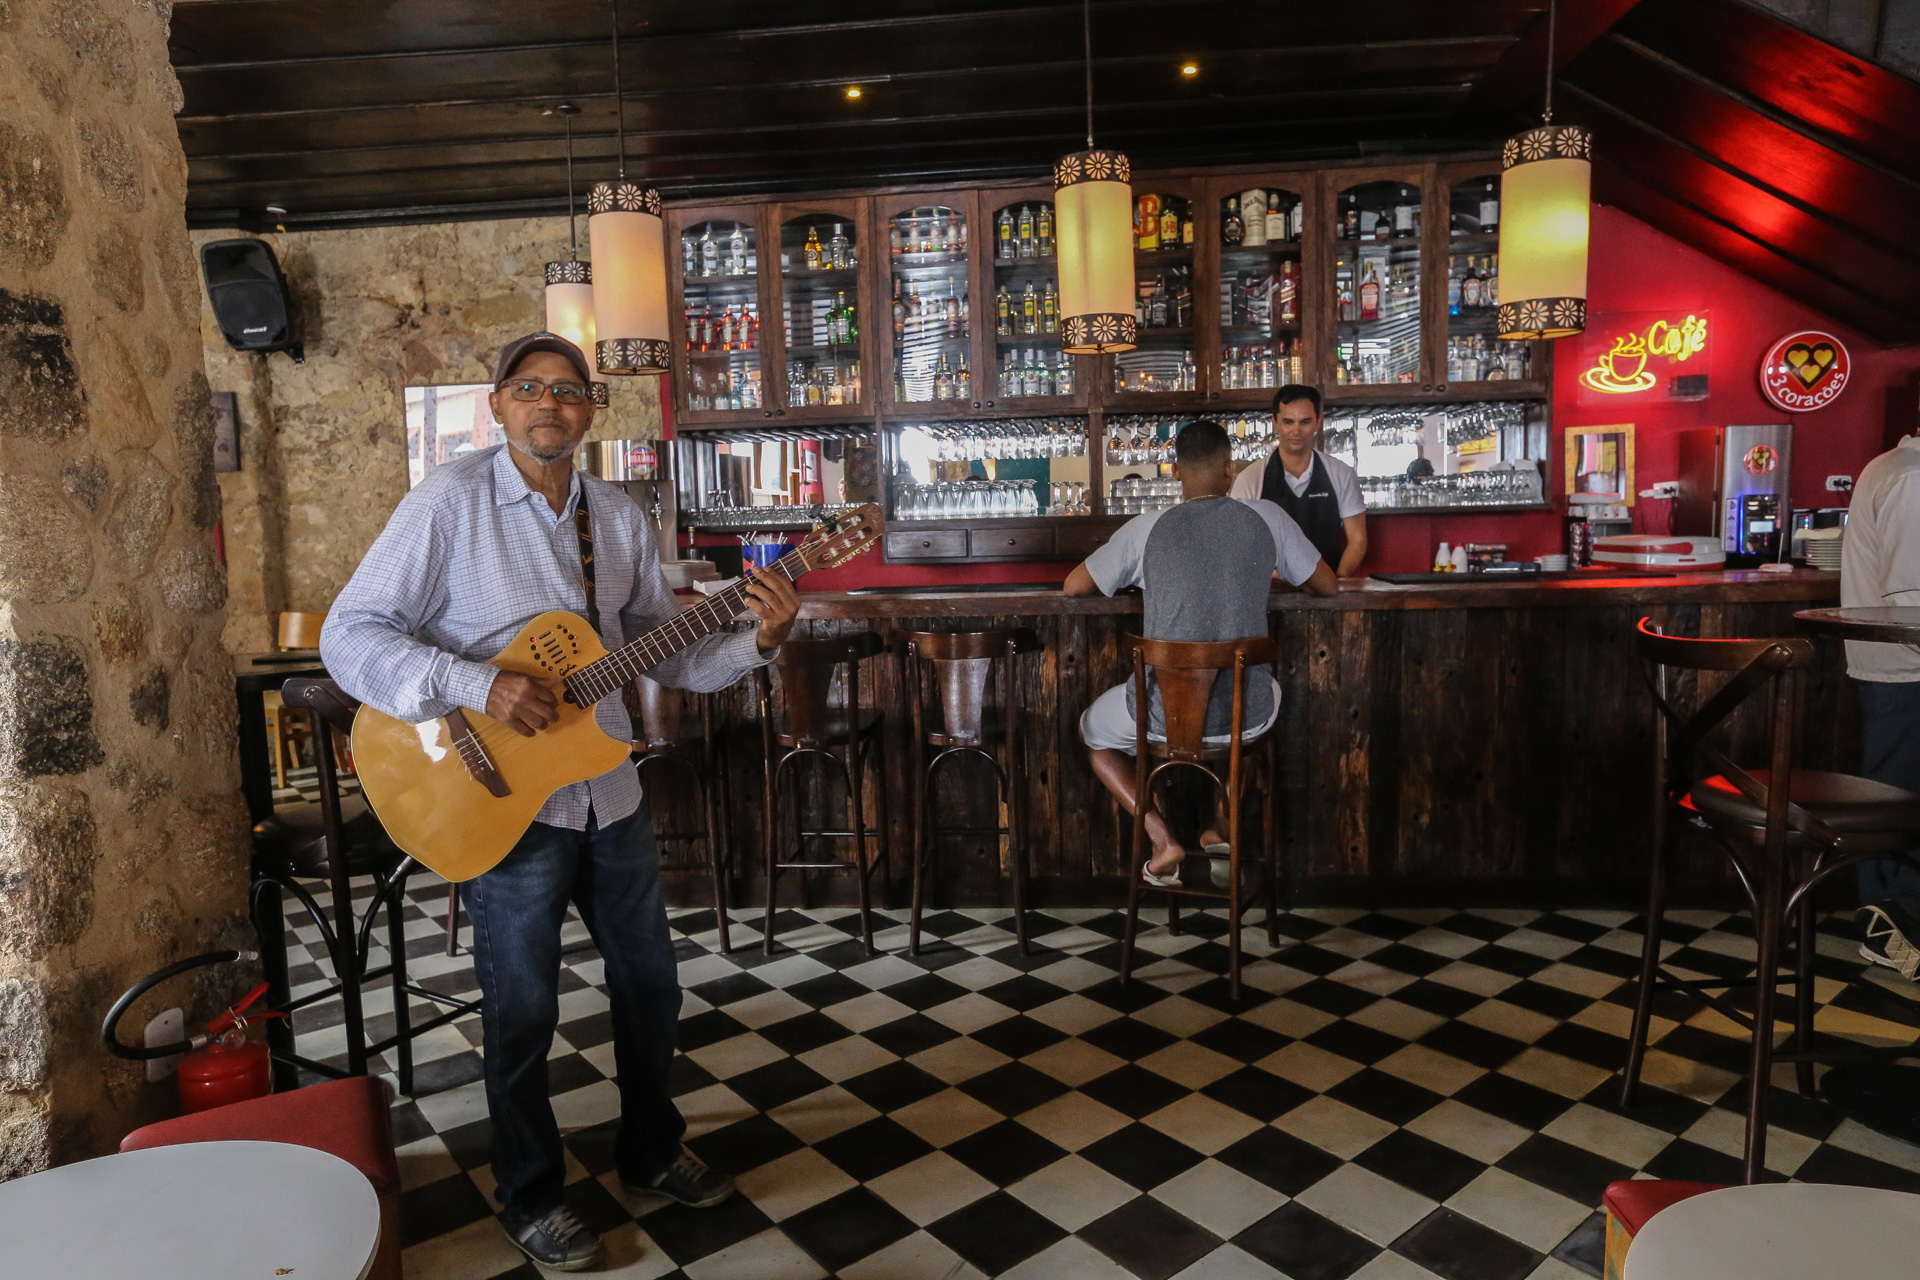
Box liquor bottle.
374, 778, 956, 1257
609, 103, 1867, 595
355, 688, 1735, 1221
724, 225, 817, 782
1359, 262, 1381, 322
1278, 260, 1298, 325
1447, 262, 1462, 315
997, 207, 1014, 260
1137, 193, 1161, 251
1288, 339, 1303, 383
1057, 355, 1073, 396
945, 282, 960, 336
1222, 196, 1244, 246
748, 308, 759, 349
892, 279, 906, 343
1258, 346, 1276, 388
1460, 260, 1482, 309
699, 307, 714, 351
828, 223, 850, 269
1335, 350, 1351, 385
1478, 190, 1499, 233
959, 288, 969, 332
1148, 275, 1168, 328
1036, 204, 1053, 256
683, 234, 696, 277
1337, 270, 1354, 322
1017, 205, 1035, 258
934, 350, 952, 400
957, 354, 971, 400
720, 305, 735, 351
1290, 199, 1304, 240
1394, 197, 1414, 236
843, 293, 857, 347
1484, 259, 1498, 307
1182, 213, 1194, 246
906, 282, 922, 338
956, 216, 968, 257
803, 227, 823, 270
1042, 279, 1058, 333
932, 211, 949, 255
996, 285, 1012, 336
729, 225, 748, 275
1265, 199, 1287, 244
889, 219, 903, 258
1021, 281, 1037, 335
1158, 201, 1179, 251
1174, 270, 1192, 328
700, 227, 720, 276
1180, 349, 1196, 392
684, 310, 698, 352
1343, 198, 1359, 241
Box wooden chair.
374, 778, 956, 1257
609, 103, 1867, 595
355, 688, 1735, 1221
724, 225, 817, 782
897, 628, 1045, 955
251, 676, 481, 1095
277, 610, 325, 650
757, 633, 893, 955
631, 676, 738, 953
261, 690, 313, 790
1117, 636, 1284, 1001
1620, 617, 1920, 1181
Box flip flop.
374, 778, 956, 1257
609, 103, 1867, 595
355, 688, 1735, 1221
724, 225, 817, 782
1201, 842, 1231, 857
1142, 863, 1183, 888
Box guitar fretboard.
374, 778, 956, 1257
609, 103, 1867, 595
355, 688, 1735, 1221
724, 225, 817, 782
562, 546, 816, 707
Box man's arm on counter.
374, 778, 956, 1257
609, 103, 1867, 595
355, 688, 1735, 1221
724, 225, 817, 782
1337, 513, 1368, 578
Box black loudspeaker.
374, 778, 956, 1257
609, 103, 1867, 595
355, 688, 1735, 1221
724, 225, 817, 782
201, 238, 298, 355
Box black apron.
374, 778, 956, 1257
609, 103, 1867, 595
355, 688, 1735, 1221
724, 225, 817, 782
1261, 451, 1347, 569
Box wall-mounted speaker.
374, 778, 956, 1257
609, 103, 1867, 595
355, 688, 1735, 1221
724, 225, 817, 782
200, 238, 299, 357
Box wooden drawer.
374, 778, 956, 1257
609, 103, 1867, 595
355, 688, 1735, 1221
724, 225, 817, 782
1055, 525, 1117, 559
969, 526, 1055, 558
885, 529, 969, 560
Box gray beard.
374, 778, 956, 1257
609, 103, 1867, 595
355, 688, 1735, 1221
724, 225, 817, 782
509, 426, 573, 464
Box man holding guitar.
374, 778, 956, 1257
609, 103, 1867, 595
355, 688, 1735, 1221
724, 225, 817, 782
323, 333, 800, 1270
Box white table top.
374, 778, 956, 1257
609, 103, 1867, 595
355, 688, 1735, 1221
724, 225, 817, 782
1624, 1183, 1920, 1280
0, 1139, 380, 1280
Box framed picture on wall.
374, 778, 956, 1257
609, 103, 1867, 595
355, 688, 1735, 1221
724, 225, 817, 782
1565, 423, 1635, 506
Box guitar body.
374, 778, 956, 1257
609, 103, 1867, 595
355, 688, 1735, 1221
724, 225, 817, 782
350, 611, 633, 882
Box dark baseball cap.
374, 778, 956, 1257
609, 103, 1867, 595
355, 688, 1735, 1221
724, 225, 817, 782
492, 332, 594, 388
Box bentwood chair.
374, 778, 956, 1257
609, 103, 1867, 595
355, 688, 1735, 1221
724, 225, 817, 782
896, 628, 1045, 955
630, 676, 738, 953
757, 633, 893, 955
251, 676, 481, 1095
1117, 636, 1285, 1001
1620, 618, 1920, 1181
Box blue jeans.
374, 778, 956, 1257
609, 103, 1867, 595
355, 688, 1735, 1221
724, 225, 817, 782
1855, 679, 1920, 913
461, 808, 684, 1224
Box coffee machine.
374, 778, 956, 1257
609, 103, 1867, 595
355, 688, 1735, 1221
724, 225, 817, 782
1675, 423, 1794, 566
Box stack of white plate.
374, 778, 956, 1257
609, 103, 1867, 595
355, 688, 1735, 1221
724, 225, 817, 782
661, 559, 719, 590
1536, 554, 1571, 572
1803, 526, 1844, 571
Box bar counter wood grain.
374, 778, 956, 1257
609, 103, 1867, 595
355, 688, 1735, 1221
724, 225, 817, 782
660, 571, 1849, 911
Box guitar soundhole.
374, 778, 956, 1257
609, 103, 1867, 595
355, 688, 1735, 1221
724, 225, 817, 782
531, 625, 584, 675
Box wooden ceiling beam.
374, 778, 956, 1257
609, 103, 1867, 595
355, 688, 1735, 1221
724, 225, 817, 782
1455, 0, 1647, 120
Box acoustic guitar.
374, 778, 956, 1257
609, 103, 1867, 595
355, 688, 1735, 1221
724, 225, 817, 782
350, 504, 883, 882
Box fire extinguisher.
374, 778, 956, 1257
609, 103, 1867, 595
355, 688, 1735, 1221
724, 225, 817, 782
101, 950, 287, 1114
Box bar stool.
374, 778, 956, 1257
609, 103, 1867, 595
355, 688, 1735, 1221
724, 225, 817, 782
758, 633, 893, 955
897, 628, 1044, 955
1619, 618, 1920, 1182
1116, 636, 1283, 1001
631, 675, 737, 953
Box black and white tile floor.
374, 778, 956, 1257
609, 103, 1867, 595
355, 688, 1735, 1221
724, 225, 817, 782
278, 877, 1920, 1280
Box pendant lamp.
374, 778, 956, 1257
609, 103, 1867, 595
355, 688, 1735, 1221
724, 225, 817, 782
1055, 0, 1136, 354
588, 0, 669, 376
1496, 0, 1591, 341
543, 104, 609, 406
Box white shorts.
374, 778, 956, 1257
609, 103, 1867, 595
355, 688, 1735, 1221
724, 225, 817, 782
1078, 676, 1282, 754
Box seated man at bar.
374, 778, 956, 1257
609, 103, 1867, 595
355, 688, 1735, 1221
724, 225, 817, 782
323, 333, 800, 1271
1843, 422, 1920, 977
1230, 384, 1368, 576
1066, 419, 1336, 881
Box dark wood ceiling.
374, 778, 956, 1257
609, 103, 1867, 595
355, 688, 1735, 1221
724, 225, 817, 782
170, 0, 1920, 343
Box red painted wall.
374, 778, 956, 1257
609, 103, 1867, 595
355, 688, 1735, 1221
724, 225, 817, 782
730, 204, 1918, 589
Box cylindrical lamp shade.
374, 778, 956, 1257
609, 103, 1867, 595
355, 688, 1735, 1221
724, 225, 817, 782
587, 180, 670, 375
543, 261, 610, 406
1054, 149, 1138, 354
1496, 125, 1592, 340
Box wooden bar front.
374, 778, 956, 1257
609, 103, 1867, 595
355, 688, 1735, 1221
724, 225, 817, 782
653, 572, 1848, 910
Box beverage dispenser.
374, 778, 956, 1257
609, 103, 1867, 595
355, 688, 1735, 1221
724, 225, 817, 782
1675, 423, 1794, 566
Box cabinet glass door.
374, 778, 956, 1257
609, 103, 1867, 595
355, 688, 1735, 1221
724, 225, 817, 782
779, 212, 863, 408
678, 217, 763, 413
1217, 183, 1306, 394
886, 202, 973, 406
988, 196, 1076, 402
1331, 179, 1422, 386
1111, 187, 1196, 395
1444, 174, 1531, 385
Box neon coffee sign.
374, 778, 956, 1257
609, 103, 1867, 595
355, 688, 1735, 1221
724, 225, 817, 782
1579, 313, 1708, 395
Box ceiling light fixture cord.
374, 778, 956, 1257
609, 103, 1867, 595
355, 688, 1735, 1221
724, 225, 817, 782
610, 0, 627, 178
1083, 0, 1094, 149
565, 109, 577, 257
1543, 0, 1556, 123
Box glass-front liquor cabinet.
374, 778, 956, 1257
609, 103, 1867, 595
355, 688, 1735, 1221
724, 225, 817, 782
987, 190, 1081, 408
679, 216, 762, 413
1216, 181, 1306, 398
1332, 175, 1423, 387
779, 207, 865, 411
1109, 179, 1197, 400
884, 198, 973, 409
1444, 171, 1531, 386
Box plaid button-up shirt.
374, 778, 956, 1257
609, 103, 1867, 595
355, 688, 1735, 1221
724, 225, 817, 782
321, 445, 771, 831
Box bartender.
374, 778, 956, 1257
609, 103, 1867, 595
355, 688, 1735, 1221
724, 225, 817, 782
1230, 385, 1367, 576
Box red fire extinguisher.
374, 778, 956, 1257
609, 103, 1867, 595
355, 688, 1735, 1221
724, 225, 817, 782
102, 950, 287, 1113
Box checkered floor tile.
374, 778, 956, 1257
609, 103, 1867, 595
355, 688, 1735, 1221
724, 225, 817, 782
276, 880, 1920, 1280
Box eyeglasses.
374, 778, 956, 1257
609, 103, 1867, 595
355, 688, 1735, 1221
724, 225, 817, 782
499, 377, 591, 405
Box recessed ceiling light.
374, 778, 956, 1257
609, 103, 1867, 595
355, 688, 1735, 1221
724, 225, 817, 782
845, 86, 863, 99
1180, 62, 1198, 77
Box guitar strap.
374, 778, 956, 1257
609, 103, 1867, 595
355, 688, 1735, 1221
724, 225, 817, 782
573, 486, 599, 633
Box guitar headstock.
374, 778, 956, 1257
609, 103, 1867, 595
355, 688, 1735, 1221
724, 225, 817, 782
799, 503, 885, 569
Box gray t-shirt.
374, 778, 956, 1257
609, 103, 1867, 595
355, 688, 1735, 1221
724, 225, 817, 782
1086, 496, 1323, 735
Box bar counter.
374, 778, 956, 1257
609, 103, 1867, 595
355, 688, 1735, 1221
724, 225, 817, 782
675, 570, 1848, 910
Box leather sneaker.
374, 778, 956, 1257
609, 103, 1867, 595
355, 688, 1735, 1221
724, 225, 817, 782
507, 1205, 605, 1272
624, 1146, 735, 1209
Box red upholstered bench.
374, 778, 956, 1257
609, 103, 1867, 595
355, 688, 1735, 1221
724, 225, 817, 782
1603, 1179, 1730, 1280
121, 1076, 403, 1280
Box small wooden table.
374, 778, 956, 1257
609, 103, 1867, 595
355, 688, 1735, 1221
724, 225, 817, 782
0, 1140, 380, 1280
1625, 1183, 1920, 1279
1793, 605, 1920, 646
235, 650, 327, 823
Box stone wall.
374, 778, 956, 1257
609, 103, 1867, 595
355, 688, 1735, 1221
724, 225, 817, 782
195, 218, 665, 652
0, 1, 253, 1175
